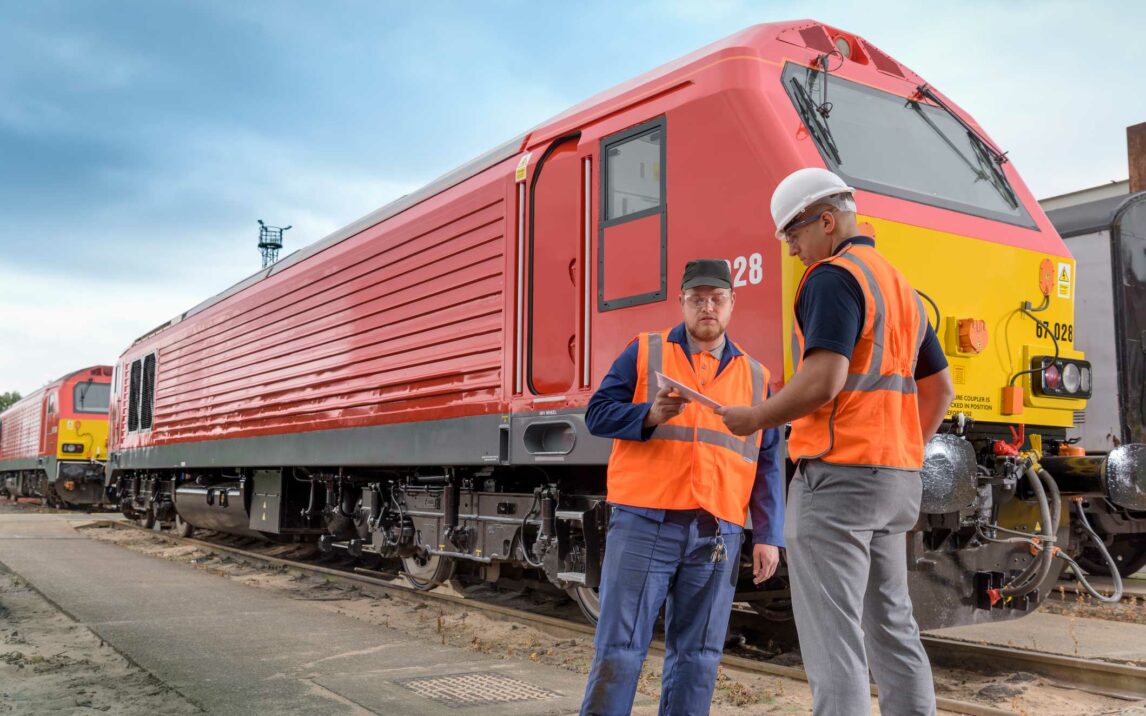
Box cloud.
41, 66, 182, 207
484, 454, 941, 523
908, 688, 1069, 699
0, 264, 206, 394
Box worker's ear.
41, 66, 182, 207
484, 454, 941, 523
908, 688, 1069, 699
822, 210, 837, 235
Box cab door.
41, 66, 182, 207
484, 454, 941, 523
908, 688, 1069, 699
41, 391, 58, 457
528, 134, 587, 395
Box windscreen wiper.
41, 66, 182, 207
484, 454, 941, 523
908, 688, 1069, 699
914, 84, 1008, 165
967, 132, 1019, 207
789, 76, 841, 164
907, 89, 1019, 209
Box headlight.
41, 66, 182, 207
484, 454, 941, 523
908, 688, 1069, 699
1062, 363, 1081, 394
1031, 356, 1093, 399
61, 443, 84, 454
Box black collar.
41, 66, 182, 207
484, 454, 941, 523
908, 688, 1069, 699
832, 236, 875, 256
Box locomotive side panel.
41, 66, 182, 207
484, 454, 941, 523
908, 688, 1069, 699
0, 391, 50, 498
0, 391, 45, 466
112, 174, 513, 467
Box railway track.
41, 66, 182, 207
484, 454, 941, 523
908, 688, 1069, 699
87, 519, 1146, 715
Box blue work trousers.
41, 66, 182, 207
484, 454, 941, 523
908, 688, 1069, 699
580, 507, 741, 716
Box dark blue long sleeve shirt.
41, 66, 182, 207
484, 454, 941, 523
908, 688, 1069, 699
585, 323, 785, 547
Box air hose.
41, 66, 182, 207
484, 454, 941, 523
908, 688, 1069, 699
998, 468, 1058, 599
1055, 499, 1124, 603
975, 466, 1057, 605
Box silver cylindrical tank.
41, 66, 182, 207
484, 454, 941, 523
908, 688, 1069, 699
174, 482, 262, 538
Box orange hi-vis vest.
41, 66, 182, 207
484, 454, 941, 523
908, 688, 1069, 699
788, 243, 929, 470
606, 329, 769, 525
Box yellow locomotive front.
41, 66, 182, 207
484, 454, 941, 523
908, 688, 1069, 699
51, 368, 113, 507
774, 48, 1144, 624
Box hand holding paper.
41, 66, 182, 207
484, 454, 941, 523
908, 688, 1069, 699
655, 372, 724, 411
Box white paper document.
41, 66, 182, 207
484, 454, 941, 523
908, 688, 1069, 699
654, 371, 724, 411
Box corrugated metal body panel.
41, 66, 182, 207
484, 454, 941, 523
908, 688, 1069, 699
148, 134, 527, 338
122, 183, 508, 448
0, 392, 44, 461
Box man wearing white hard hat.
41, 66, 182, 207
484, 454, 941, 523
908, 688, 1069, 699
718, 168, 954, 715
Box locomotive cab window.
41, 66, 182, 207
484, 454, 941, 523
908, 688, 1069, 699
781, 63, 1035, 228
599, 117, 668, 311
74, 381, 110, 414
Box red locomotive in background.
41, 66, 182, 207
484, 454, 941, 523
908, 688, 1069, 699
1, 365, 113, 507
108, 21, 1146, 625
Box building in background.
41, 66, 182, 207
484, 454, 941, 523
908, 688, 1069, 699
1040, 124, 1146, 453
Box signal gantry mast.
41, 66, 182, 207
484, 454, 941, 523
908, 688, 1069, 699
257, 219, 292, 268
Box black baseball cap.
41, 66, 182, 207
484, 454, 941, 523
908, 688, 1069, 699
681, 259, 732, 290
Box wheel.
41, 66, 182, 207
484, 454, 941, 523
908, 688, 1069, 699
1078, 534, 1146, 578
401, 551, 456, 590
567, 585, 600, 625
172, 512, 194, 538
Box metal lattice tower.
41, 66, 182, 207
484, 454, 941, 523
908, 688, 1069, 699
257, 220, 292, 268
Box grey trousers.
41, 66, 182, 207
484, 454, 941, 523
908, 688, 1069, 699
784, 459, 936, 716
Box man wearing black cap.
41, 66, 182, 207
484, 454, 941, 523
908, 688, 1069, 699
579, 259, 785, 716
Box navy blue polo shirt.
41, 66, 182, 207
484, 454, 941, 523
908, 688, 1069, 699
585, 323, 785, 547
796, 237, 948, 379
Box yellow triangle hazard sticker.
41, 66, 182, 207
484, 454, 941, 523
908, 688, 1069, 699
1056, 262, 1072, 298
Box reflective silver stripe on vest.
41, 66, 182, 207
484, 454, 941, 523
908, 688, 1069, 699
835, 252, 886, 372
843, 372, 917, 394
747, 356, 765, 405
652, 424, 760, 463
833, 251, 918, 395
646, 332, 663, 402
645, 336, 761, 463
911, 292, 928, 374
790, 328, 801, 370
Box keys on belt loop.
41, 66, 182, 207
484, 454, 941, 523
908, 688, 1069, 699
710, 534, 727, 563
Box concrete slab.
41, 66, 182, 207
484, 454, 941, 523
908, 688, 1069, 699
1057, 573, 1146, 599
929, 611, 1146, 662
0, 512, 614, 715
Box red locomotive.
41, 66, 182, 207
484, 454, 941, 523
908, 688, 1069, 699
109, 21, 1145, 626
1, 365, 113, 506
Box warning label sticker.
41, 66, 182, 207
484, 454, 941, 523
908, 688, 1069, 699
514, 152, 531, 183
950, 392, 994, 417
1056, 262, 1072, 299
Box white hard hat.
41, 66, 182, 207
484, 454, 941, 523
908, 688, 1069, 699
770, 168, 855, 240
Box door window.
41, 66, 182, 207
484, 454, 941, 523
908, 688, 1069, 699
599, 118, 667, 311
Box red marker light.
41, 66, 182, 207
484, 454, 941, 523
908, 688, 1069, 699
1043, 363, 1061, 390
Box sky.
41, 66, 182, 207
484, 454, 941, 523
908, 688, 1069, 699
1, 0, 1143, 395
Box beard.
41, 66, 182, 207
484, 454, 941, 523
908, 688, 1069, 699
688, 317, 725, 343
